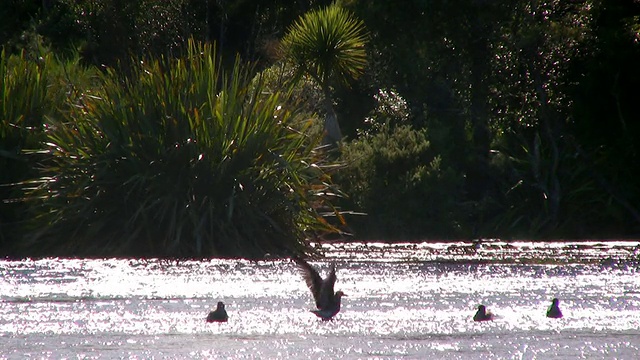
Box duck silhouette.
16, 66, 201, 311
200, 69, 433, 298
206, 301, 229, 322
473, 304, 494, 321
294, 257, 346, 320
546, 298, 563, 318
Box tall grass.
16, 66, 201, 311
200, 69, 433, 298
21, 40, 338, 258
1, 46, 99, 254
1, 48, 50, 251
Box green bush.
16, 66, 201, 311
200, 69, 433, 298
257, 62, 325, 117
1, 48, 48, 251
337, 121, 464, 240
19, 40, 339, 258
1, 45, 99, 254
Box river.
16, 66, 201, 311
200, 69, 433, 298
1, 241, 640, 359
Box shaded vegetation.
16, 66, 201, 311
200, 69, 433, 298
344, 0, 640, 240
4, 40, 339, 258
2, 0, 640, 257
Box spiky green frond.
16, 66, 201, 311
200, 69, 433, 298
282, 3, 368, 87
20, 40, 340, 258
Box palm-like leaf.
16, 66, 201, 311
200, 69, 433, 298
282, 4, 368, 88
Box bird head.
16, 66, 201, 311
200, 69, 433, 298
335, 291, 346, 299
217, 301, 225, 310
552, 298, 559, 305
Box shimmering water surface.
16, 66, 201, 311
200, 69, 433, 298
2, 241, 640, 359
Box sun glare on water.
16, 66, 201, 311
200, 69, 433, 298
1, 241, 640, 358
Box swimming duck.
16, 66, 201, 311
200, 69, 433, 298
206, 301, 228, 322
294, 257, 346, 320
473, 304, 494, 321
546, 298, 563, 318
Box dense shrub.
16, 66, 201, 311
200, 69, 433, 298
338, 121, 464, 240
18, 40, 339, 258
1, 46, 97, 254
0, 48, 48, 252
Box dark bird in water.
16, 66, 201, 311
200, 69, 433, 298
546, 298, 563, 318
294, 257, 346, 320
206, 301, 229, 323
473, 304, 494, 321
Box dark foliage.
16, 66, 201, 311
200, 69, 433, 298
2, 0, 640, 257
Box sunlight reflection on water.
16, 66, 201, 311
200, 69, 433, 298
1, 240, 640, 358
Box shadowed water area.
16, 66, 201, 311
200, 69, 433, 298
1, 241, 640, 359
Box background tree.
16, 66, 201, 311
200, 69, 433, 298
567, 0, 640, 233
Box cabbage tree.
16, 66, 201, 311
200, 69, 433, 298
281, 3, 368, 146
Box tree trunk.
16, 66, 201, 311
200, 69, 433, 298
321, 87, 342, 147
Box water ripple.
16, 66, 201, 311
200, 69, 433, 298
1, 241, 640, 358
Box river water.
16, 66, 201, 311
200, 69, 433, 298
1, 241, 640, 359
